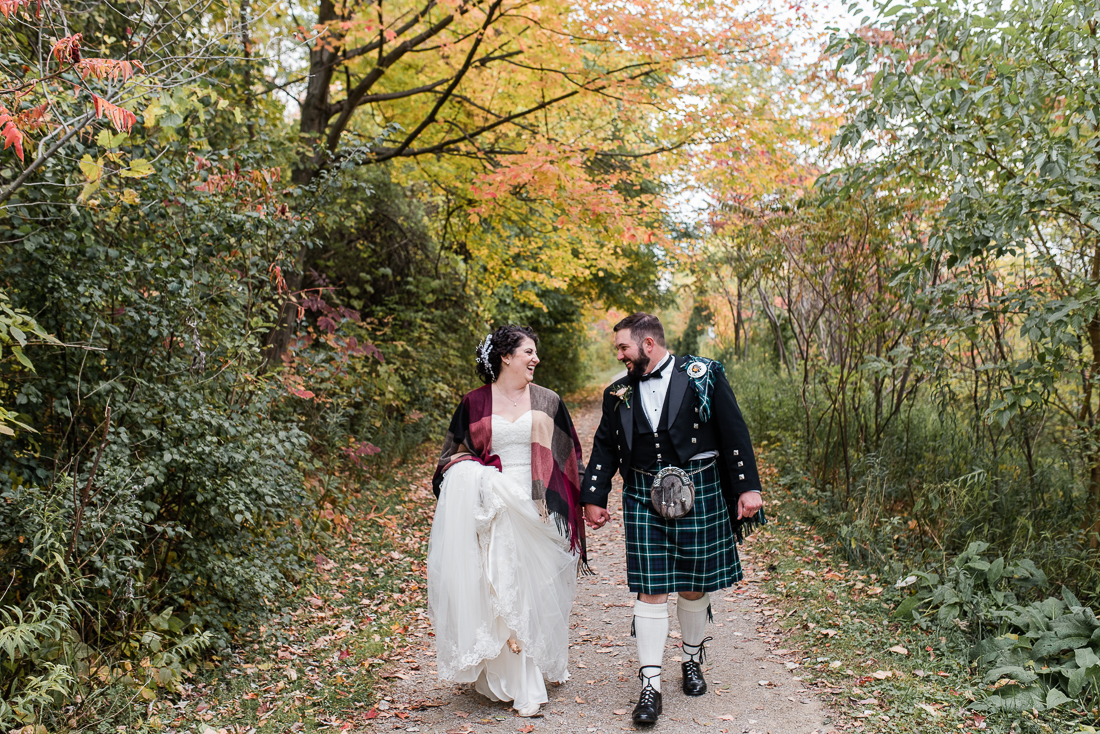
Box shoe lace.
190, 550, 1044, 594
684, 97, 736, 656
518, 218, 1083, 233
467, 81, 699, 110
637, 664, 661, 704
682, 635, 713, 664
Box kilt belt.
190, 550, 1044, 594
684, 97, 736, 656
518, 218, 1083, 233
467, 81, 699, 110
623, 458, 743, 595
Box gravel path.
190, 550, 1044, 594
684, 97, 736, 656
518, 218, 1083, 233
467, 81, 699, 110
372, 400, 833, 734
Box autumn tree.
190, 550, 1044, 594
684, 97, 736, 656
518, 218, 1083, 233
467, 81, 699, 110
249, 0, 800, 361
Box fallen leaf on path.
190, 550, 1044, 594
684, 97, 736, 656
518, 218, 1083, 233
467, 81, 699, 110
718, 715, 735, 720
518, 725, 535, 733
888, 645, 908, 655
612, 710, 627, 715
871, 670, 892, 679
575, 696, 586, 704
454, 711, 469, 718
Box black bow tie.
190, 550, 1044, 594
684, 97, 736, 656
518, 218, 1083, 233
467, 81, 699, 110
637, 357, 671, 382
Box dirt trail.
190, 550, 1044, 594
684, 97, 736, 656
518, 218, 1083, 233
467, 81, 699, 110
371, 401, 833, 734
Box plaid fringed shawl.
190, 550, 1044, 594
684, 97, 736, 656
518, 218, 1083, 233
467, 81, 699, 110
432, 384, 587, 562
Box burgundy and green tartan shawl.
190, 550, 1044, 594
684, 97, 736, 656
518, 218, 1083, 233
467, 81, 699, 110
432, 383, 587, 561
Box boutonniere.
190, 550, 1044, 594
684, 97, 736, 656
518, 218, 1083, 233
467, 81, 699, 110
610, 384, 633, 408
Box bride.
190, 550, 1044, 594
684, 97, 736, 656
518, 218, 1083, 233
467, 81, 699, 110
428, 325, 587, 717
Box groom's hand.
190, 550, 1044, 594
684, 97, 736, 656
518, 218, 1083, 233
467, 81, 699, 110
737, 490, 763, 520
583, 503, 610, 530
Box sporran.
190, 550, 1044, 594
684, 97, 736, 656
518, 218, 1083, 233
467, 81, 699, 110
650, 466, 698, 519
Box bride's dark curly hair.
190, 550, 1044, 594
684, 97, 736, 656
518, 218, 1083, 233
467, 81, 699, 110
474, 325, 539, 384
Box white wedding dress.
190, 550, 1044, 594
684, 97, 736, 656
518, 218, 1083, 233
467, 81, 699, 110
428, 411, 578, 711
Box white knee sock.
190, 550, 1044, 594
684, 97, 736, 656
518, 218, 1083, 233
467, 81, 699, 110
633, 600, 668, 692
677, 593, 711, 662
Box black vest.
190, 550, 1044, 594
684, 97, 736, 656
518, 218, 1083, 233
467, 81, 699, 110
631, 382, 676, 471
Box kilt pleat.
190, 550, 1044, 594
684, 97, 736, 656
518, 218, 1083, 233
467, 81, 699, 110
623, 459, 742, 594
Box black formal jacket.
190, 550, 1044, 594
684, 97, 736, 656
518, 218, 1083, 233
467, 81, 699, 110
582, 354, 762, 535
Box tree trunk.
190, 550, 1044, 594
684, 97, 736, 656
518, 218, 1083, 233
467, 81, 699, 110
261, 0, 343, 369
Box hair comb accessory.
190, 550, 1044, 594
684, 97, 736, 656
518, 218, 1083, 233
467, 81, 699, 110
477, 333, 494, 379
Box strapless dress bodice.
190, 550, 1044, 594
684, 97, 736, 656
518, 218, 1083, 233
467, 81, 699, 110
492, 411, 532, 490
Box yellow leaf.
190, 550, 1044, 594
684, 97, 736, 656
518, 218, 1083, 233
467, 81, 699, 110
119, 158, 155, 178
916, 703, 942, 717
78, 180, 101, 203
79, 154, 102, 183
121, 188, 140, 205
142, 98, 165, 127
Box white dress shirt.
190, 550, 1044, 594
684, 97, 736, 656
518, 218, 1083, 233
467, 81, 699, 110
639, 353, 675, 432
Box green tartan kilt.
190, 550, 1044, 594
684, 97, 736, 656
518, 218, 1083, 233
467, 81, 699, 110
623, 459, 742, 594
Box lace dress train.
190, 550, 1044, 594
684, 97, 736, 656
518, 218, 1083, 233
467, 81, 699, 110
428, 412, 578, 710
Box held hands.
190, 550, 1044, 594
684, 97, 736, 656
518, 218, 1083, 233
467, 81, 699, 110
583, 503, 611, 530
736, 490, 763, 520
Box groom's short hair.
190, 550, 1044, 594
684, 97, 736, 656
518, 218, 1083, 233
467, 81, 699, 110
614, 312, 666, 347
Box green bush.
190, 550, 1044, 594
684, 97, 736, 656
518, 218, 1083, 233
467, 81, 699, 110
894, 541, 1100, 714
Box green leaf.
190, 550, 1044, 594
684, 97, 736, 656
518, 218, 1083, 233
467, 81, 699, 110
893, 594, 925, 619
1033, 635, 1090, 659
10, 344, 33, 371
1068, 666, 1087, 698
1045, 687, 1071, 709
1075, 646, 1100, 671
988, 557, 1004, 585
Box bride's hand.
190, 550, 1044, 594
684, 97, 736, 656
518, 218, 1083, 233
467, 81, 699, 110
583, 504, 610, 529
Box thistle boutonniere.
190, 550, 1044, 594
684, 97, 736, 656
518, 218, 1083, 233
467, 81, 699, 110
610, 384, 633, 408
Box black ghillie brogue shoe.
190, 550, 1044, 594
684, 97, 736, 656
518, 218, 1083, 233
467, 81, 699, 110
632, 665, 663, 726
681, 660, 707, 696
681, 636, 713, 696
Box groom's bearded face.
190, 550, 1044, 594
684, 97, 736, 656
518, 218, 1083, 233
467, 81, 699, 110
615, 330, 650, 378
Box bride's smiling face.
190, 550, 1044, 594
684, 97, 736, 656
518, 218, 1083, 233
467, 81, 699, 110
501, 337, 539, 383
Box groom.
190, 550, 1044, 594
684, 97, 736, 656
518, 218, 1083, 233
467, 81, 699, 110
582, 312, 764, 726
